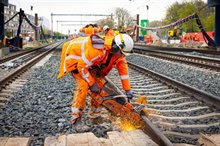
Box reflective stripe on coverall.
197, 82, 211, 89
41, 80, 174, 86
57, 35, 131, 115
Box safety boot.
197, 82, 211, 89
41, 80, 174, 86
70, 112, 81, 125
88, 107, 102, 119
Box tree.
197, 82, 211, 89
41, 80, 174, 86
192, 0, 214, 31
149, 20, 162, 27
165, 2, 182, 23
54, 31, 64, 36
114, 7, 135, 32
163, 0, 214, 33
97, 17, 114, 28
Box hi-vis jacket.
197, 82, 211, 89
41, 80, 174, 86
80, 26, 100, 36
105, 29, 115, 37
57, 35, 131, 90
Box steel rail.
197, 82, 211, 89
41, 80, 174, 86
105, 77, 173, 146
0, 42, 62, 91
128, 61, 220, 109
134, 44, 220, 55
134, 48, 220, 71
0, 43, 54, 64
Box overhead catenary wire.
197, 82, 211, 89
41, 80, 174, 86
4, 12, 20, 25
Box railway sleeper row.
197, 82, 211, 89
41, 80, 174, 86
108, 65, 220, 145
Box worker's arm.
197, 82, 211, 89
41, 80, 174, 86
115, 57, 131, 91
94, 27, 101, 33
80, 27, 85, 33
109, 29, 115, 36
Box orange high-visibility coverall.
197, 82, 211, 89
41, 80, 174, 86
58, 35, 131, 115
80, 25, 101, 36
105, 29, 115, 36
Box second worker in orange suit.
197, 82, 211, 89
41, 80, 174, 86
57, 34, 134, 124
103, 25, 115, 36
80, 24, 101, 36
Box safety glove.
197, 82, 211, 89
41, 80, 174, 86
126, 90, 133, 100
90, 83, 99, 93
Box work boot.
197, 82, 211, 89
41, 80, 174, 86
88, 107, 102, 119
70, 112, 81, 125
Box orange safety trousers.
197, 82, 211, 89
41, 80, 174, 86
71, 71, 113, 114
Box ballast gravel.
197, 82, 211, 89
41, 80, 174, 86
0, 55, 113, 145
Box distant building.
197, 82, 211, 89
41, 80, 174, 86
4, 3, 38, 37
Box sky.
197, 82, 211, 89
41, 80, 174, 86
9, 0, 207, 34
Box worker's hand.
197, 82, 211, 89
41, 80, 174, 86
126, 90, 133, 100
90, 83, 99, 93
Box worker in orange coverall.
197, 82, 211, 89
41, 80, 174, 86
57, 34, 134, 124
103, 25, 115, 36
80, 24, 101, 36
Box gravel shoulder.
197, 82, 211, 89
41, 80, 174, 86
126, 53, 220, 97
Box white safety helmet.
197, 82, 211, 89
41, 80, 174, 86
114, 34, 134, 54
103, 25, 109, 31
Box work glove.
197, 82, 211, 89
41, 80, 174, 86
90, 83, 99, 93
126, 90, 133, 100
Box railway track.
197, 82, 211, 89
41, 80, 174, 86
0, 42, 64, 106
134, 44, 220, 55
108, 62, 220, 145
1, 44, 219, 145
134, 47, 220, 72
0, 42, 60, 81
0, 51, 43, 80
0, 48, 169, 146
0, 43, 52, 64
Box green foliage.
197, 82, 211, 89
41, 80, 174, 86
96, 8, 135, 32
97, 17, 115, 28
148, 20, 162, 27
162, 0, 214, 33
54, 31, 64, 36
203, 15, 214, 31
5, 31, 13, 38
165, 2, 182, 23
42, 27, 50, 35
114, 7, 135, 32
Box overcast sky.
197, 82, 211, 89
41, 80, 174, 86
9, 0, 207, 34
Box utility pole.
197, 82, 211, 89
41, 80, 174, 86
0, 0, 8, 49
0, 0, 8, 41
136, 14, 139, 42
208, 0, 220, 49
35, 13, 39, 41
0, 3, 4, 41
57, 21, 58, 32
216, 5, 220, 48
51, 13, 53, 37
146, 5, 149, 20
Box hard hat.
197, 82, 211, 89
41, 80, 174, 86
114, 34, 134, 53
103, 25, 109, 31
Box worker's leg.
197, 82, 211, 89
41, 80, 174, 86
71, 73, 88, 124
89, 77, 104, 116
89, 77, 119, 117
88, 77, 109, 118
